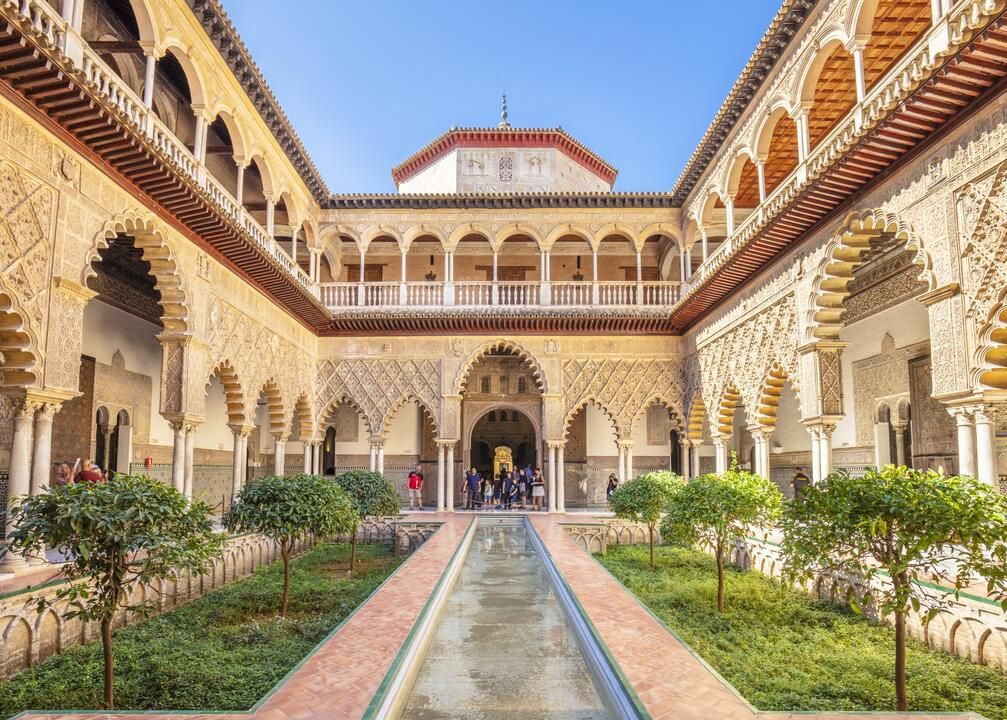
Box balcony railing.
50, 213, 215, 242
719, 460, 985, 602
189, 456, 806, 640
4, 0, 315, 294
319, 280, 681, 310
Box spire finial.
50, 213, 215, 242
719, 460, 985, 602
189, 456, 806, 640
498, 93, 510, 129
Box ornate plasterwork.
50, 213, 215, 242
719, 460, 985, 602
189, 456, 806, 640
956, 158, 1007, 383
204, 298, 313, 425
697, 295, 799, 425
315, 359, 442, 437
562, 358, 685, 439
852, 339, 929, 445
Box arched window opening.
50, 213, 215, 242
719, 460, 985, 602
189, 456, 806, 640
807, 45, 857, 150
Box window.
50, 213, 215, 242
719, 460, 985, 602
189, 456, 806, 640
480, 376, 491, 394
517, 377, 528, 394
498, 156, 513, 182
499, 411, 509, 422
500, 376, 510, 394
488, 411, 496, 422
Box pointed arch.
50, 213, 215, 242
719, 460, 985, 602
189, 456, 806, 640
630, 395, 685, 437
715, 384, 741, 437
208, 360, 246, 426
318, 393, 373, 436
755, 363, 790, 431
454, 339, 547, 395
382, 393, 440, 437
291, 393, 314, 442
563, 397, 619, 441
257, 379, 285, 436
806, 209, 935, 341
85, 212, 191, 334
686, 396, 706, 442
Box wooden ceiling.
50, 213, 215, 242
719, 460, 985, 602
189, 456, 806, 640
734, 157, 761, 208
863, 0, 932, 90
763, 115, 798, 197
808, 47, 857, 149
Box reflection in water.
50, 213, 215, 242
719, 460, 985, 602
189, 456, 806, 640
399, 521, 613, 719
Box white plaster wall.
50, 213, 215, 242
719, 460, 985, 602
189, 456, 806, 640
586, 404, 618, 456
630, 410, 672, 455
385, 403, 421, 454
834, 299, 930, 449
191, 377, 232, 451
398, 151, 459, 193
773, 383, 809, 452
81, 301, 172, 447
553, 151, 610, 192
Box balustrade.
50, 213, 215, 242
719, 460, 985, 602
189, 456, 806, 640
320, 279, 679, 311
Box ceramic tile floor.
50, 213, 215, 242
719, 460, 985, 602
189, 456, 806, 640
14, 513, 989, 720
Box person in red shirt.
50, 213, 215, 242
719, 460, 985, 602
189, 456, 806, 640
407, 464, 423, 511
73, 458, 102, 484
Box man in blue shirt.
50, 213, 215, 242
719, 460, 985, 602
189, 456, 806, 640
463, 467, 481, 510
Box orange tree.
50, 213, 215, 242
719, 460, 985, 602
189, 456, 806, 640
333, 470, 402, 572
4, 475, 224, 709
609, 471, 684, 569
661, 463, 782, 613
781, 466, 1007, 711
225, 474, 357, 616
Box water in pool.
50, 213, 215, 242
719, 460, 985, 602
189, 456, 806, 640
399, 519, 613, 719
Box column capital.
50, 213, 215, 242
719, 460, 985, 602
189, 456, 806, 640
368, 436, 385, 448
272, 432, 290, 442
229, 423, 255, 438
617, 439, 635, 450
164, 413, 204, 429
434, 438, 457, 449
546, 440, 566, 450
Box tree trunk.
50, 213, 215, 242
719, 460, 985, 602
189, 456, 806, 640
350, 520, 358, 573
895, 606, 908, 711
715, 540, 725, 614
648, 524, 656, 569
101, 616, 114, 709
280, 543, 291, 617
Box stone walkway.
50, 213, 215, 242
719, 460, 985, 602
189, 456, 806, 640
12, 512, 990, 720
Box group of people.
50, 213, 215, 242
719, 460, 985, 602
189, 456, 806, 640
462, 465, 546, 511
52, 458, 107, 486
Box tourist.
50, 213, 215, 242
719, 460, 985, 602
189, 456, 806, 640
606, 474, 618, 503
407, 464, 424, 511
517, 469, 528, 509
531, 467, 545, 510
483, 473, 496, 508
53, 462, 72, 487
494, 469, 505, 505
791, 467, 810, 499
73, 459, 102, 484
507, 477, 520, 509
503, 471, 515, 510
463, 466, 481, 510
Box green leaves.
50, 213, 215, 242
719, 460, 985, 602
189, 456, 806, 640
224, 474, 359, 543
609, 471, 684, 526
661, 467, 782, 550
781, 466, 1007, 618
332, 470, 402, 520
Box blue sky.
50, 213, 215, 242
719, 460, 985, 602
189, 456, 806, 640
221, 1, 782, 194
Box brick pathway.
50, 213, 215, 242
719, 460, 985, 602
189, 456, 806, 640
12, 512, 990, 720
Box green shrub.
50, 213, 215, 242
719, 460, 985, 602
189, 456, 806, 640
0, 542, 400, 715
600, 544, 1007, 718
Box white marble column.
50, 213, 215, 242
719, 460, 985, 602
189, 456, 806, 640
851, 44, 866, 103
313, 442, 321, 474
273, 435, 286, 476
953, 410, 976, 478
557, 444, 566, 513
445, 444, 455, 511
874, 421, 892, 467
239, 431, 249, 489
377, 443, 385, 476
547, 443, 557, 512
302, 443, 311, 474
30, 403, 59, 496
691, 442, 701, 479
170, 422, 185, 493
142, 51, 157, 108
369, 443, 377, 471
680, 440, 691, 481
624, 442, 634, 481
809, 425, 822, 483
230, 425, 243, 498
714, 438, 727, 474
818, 424, 835, 481
436, 442, 446, 512
2, 399, 36, 571
975, 409, 997, 486
183, 423, 196, 498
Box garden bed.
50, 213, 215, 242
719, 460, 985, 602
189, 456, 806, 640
599, 545, 1007, 719
0, 542, 401, 715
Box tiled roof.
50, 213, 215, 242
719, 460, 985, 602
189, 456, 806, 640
186, 0, 330, 202
390, 127, 618, 186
